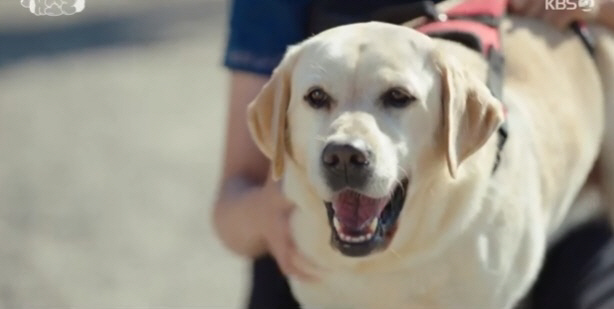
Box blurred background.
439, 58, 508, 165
0, 0, 249, 308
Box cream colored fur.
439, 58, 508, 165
246, 15, 614, 309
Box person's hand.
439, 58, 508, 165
509, 0, 600, 29
257, 179, 323, 282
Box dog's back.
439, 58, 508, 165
503, 17, 604, 236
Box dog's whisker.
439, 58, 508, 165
397, 165, 410, 180
388, 248, 402, 260
392, 179, 403, 196
314, 135, 327, 142
396, 165, 410, 195
393, 169, 409, 196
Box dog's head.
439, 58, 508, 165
248, 22, 503, 257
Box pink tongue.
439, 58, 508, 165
332, 191, 389, 230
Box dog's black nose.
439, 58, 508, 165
322, 143, 369, 167
321, 141, 372, 190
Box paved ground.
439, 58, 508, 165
0, 1, 249, 308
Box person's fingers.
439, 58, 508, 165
291, 248, 327, 273
264, 209, 321, 281
543, 9, 590, 29
259, 181, 324, 281
508, 0, 521, 12
286, 250, 320, 282
554, 13, 579, 29
274, 247, 308, 279
269, 231, 319, 281
287, 242, 330, 279
509, 0, 532, 13
279, 228, 321, 281
526, 0, 547, 17
543, 10, 568, 29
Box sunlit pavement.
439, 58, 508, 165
0, 1, 249, 307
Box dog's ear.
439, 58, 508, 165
436, 54, 504, 179
247, 46, 300, 181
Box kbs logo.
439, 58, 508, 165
545, 0, 595, 11
21, 0, 85, 16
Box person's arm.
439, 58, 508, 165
213, 71, 320, 280
213, 71, 270, 257
214, 0, 320, 280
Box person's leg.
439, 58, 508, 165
530, 219, 614, 309
247, 255, 301, 309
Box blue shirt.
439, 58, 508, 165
223, 0, 439, 75
224, 0, 312, 76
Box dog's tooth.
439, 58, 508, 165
369, 218, 379, 231
346, 235, 358, 243
339, 232, 374, 243
333, 217, 342, 232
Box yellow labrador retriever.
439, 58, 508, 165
247, 15, 614, 309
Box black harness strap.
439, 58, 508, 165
571, 21, 597, 57
409, 1, 509, 173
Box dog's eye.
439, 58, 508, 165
305, 87, 331, 109
382, 88, 415, 108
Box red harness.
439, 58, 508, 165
417, 0, 508, 57
411, 0, 595, 173
413, 0, 594, 100
371, 0, 596, 173
416, 0, 595, 57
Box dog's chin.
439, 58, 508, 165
324, 178, 409, 257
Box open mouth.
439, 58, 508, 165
324, 178, 409, 257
